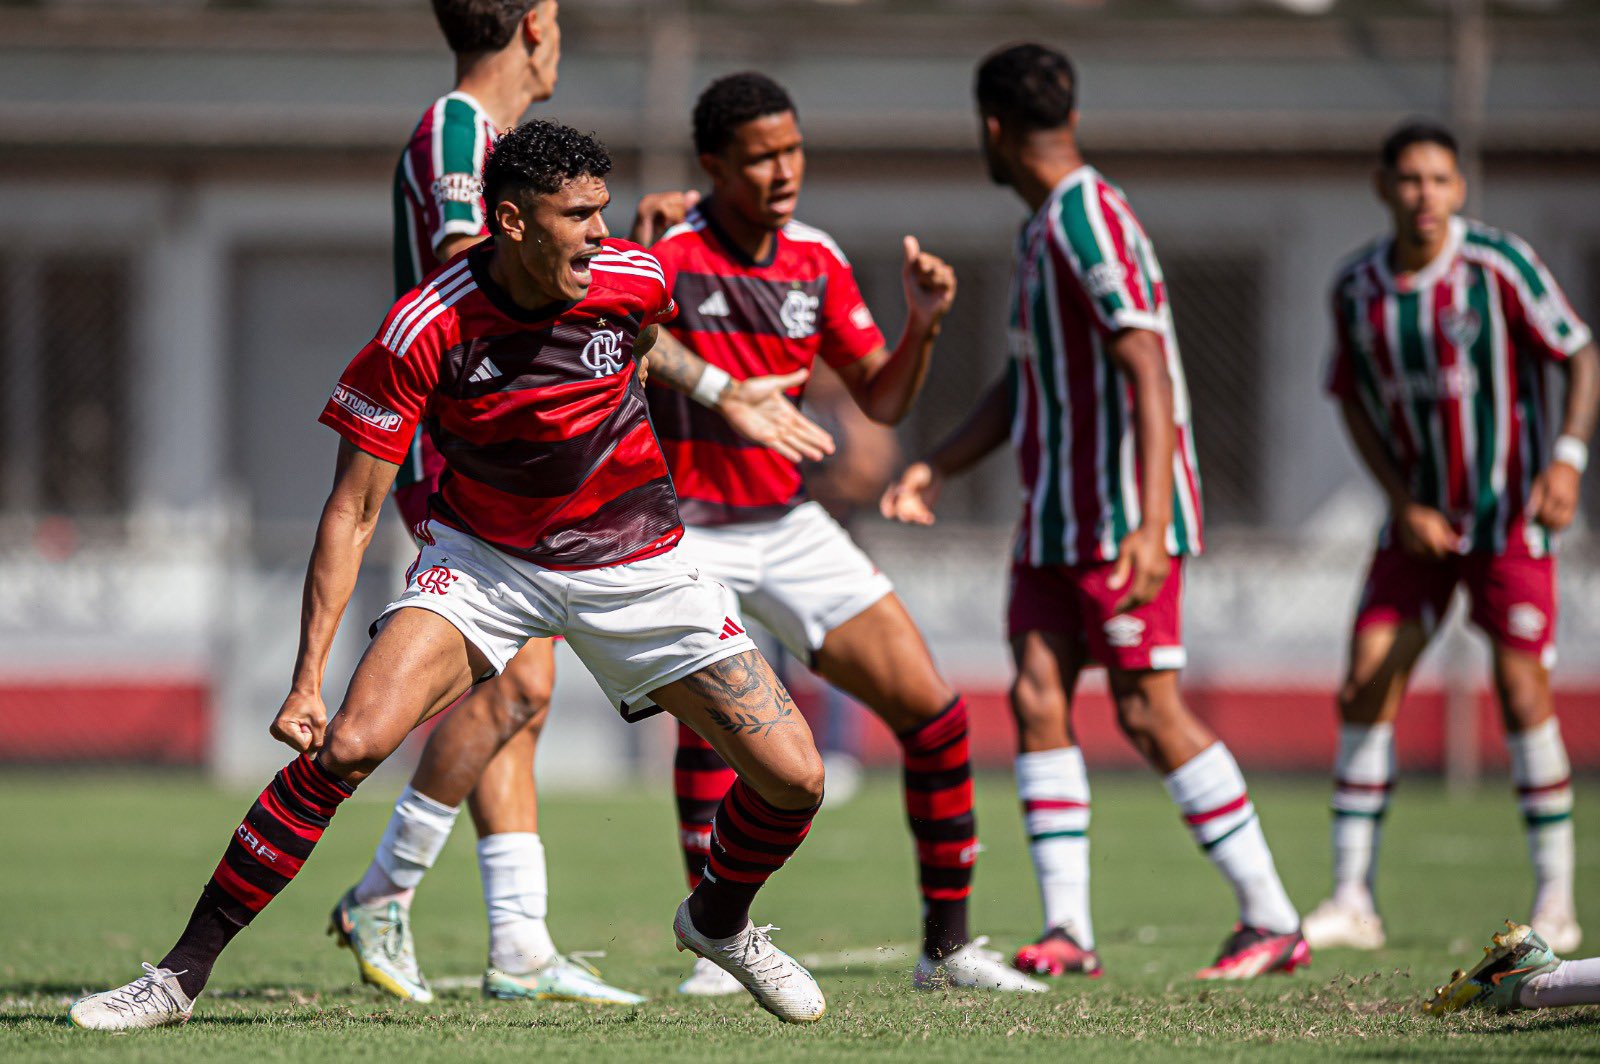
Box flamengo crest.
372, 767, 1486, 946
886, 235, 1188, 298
581, 328, 626, 377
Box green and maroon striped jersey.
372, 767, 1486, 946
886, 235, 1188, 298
1006, 165, 1203, 568
390, 90, 497, 489
1325, 217, 1592, 557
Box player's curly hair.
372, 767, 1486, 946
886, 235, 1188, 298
692, 72, 797, 156
975, 43, 1077, 132
431, 0, 540, 55
482, 120, 612, 233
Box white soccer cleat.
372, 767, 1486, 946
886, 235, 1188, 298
69, 962, 194, 1031
913, 937, 1048, 993
1530, 906, 1582, 954
672, 899, 826, 1023
1301, 897, 1387, 950
677, 955, 745, 997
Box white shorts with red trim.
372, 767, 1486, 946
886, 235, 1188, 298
378, 522, 755, 720
676, 501, 894, 661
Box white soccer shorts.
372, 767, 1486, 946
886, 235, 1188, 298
377, 522, 756, 720
675, 501, 894, 661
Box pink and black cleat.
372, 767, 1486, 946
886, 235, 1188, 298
1196, 925, 1310, 980
1012, 928, 1103, 979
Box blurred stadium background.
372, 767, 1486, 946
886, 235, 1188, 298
1, 0, 1598, 788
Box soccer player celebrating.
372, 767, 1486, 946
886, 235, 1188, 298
639, 72, 1044, 996
882, 43, 1306, 981
1302, 122, 1597, 954
70, 121, 830, 1030
1425, 922, 1600, 1014
333, 0, 798, 1007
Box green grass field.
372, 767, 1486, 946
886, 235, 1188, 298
1, 771, 1596, 1061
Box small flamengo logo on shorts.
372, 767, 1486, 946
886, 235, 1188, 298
718, 617, 746, 640
415, 565, 457, 595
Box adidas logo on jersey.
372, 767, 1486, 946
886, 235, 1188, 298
467, 357, 502, 383
697, 291, 731, 317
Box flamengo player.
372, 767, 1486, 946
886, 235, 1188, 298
643, 72, 1043, 994
1302, 122, 1597, 953
330, 0, 788, 1007
882, 44, 1306, 980
70, 121, 831, 1030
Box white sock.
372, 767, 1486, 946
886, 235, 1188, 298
1015, 748, 1094, 948
1521, 958, 1600, 1008
1508, 718, 1575, 916
1164, 742, 1300, 935
1329, 722, 1395, 912
354, 786, 461, 906
479, 833, 557, 973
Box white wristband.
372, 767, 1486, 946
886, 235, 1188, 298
1553, 434, 1589, 474
691, 364, 733, 408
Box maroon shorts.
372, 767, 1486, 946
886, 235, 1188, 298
1007, 557, 1187, 672
1354, 546, 1557, 665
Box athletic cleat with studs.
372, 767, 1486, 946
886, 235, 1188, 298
484, 953, 647, 1005
329, 888, 433, 1003
1196, 925, 1311, 980
672, 899, 826, 1023
1423, 921, 1560, 1015
677, 955, 745, 997
69, 962, 194, 1031
914, 936, 1048, 992
1529, 906, 1582, 955
1301, 897, 1387, 951
1012, 927, 1104, 978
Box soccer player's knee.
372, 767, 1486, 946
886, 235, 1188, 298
499, 671, 553, 732
319, 724, 388, 778
1113, 691, 1162, 743
1497, 672, 1545, 730
1010, 672, 1062, 731
766, 748, 827, 810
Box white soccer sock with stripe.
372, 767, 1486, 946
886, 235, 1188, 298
480, 832, 558, 973
354, 785, 460, 907
1508, 718, 1575, 916
1522, 958, 1600, 1008
1016, 747, 1094, 948
1164, 742, 1299, 935
1330, 722, 1395, 912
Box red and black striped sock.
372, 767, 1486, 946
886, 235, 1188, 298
160, 753, 356, 997
673, 722, 738, 890
900, 696, 976, 959
687, 778, 818, 939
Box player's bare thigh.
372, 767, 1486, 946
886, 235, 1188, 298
320, 606, 490, 783
813, 593, 955, 734
405, 637, 555, 827
650, 649, 825, 811
1008, 629, 1087, 754
1339, 621, 1431, 725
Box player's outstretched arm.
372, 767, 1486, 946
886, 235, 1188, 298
881, 371, 1010, 526
1337, 396, 1460, 559
642, 327, 836, 463
837, 237, 957, 426
272, 440, 400, 754
1529, 340, 1600, 532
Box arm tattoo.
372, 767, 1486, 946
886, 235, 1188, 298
645, 329, 714, 394
634, 324, 659, 360
681, 650, 797, 738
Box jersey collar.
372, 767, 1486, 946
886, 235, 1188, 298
699, 197, 779, 269
1025, 164, 1096, 239
469, 243, 579, 324
1375, 215, 1465, 294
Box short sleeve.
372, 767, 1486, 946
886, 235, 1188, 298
318, 305, 445, 463
1491, 233, 1593, 362
1051, 180, 1164, 336
409, 97, 491, 254
593, 242, 677, 327
1325, 283, 1359, 401
818, 253, 886, 369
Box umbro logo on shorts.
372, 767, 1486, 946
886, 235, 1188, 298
718, 616, 746, 640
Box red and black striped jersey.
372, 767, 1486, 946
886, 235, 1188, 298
646, 204, 886, 525
319, 237, 683, 570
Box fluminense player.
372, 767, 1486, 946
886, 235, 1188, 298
1425, 922, 1600, 1015
70, 121, 831, 1031
1303, 121, 1597, 954
882, 43, 1307, 981
331, 0, 790, 1007
641, 72, 1043, 995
